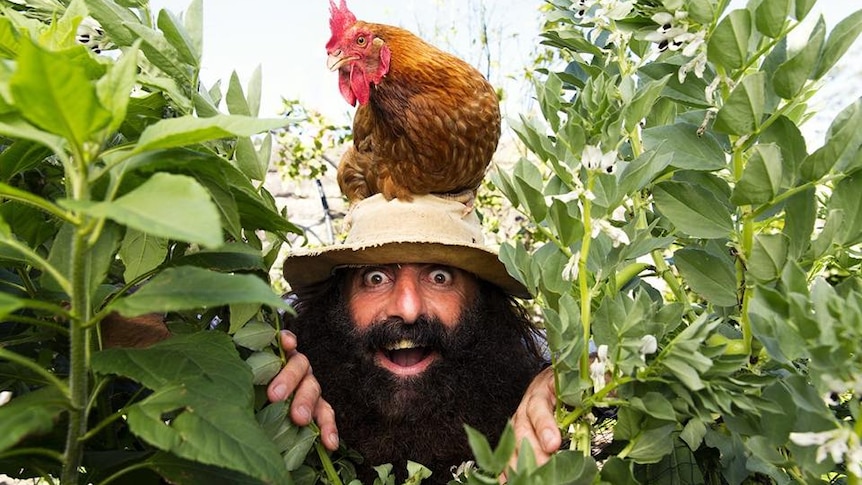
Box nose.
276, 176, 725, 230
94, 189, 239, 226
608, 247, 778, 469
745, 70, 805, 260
387, 272, 426, 324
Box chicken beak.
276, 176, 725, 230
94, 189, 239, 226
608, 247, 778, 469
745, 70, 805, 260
327, 51, 352, 71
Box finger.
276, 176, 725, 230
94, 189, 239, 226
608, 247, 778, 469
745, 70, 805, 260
289, 372, 322, 426
313, 399, 340, 451
528, 372, 562, 455
266, 351, 311, 402
278, 330, 298, 353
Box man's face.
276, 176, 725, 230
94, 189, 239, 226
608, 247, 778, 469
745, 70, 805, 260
343, 263, 478, 377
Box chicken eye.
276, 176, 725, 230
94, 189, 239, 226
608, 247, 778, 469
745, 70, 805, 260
356, 36, 366, 46
362, 269, 388, 287
429, 268, 453, 285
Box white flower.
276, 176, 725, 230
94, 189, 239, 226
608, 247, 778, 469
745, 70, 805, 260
790, 427, 860, 467
597, 0, 634, 21
76, 17, 111, 54
679, 52, 707, 83
847, 445, 862, 476
571, 0, 597, 16
581, 145, 618, 173
590, 344, 609, 392
545, 191, 580, 206
638, 335, 658, 359
591, 219, 630, 247
0, 390, 11, 406
645, 12, 698, 53
705, 77, 722, 104
562, 251, 581, 282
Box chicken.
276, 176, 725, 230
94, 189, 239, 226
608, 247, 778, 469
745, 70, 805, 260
325, 0, 501, 203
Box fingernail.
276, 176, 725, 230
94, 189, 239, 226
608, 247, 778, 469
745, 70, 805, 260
298, 406, 311, 422
329, 432, 339, 447
272, 384, 286, 400
541, 429, 557, 449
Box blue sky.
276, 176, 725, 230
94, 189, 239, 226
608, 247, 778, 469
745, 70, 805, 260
148, 0, 861, 144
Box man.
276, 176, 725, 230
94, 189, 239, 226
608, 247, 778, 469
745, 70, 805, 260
267, 194, 561, 484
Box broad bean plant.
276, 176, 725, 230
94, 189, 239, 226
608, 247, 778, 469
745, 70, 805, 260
464, 0, 862, 483
0, 1, 319, 483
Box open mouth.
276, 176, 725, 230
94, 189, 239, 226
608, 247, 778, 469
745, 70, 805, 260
375, 339, 437, 376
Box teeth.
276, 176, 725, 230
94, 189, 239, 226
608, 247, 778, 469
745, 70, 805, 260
386, 339, 416, 351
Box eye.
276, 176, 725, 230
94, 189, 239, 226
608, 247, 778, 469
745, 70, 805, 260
362, 268, 389, 287
428, 268, 453, 285
356, 36, 366, 46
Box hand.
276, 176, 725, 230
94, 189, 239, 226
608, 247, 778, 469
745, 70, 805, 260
509, 366, 561, 469
266, 330, 339, 451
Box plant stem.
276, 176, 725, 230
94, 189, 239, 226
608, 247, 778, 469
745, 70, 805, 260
61, 227, 94, 485
578, 174, 594, 384
61, 144, 94, 485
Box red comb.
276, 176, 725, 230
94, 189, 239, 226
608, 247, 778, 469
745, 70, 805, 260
329, 0, 356, 40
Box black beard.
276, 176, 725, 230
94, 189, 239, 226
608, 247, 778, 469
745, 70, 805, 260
286, 279, 543, 485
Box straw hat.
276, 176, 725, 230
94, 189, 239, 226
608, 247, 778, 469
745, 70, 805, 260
282, 194, 530, 298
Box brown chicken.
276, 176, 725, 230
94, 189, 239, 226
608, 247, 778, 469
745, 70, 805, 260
325, 0, 501, 203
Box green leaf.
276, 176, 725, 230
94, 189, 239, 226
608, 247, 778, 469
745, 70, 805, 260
183, 0, 204, 60
119, 229, 169, 282
814, 9, 862, 79
146, 452, 270, 485
233, 320, 276, 351
227, 71, 252, 116
96, 42, 139, 135
465, 423, 514, 476
0, 140, 52, 182
282, 426, 316, 471
714, 72, 766, 135
623, 74, 671, 133
0, 292, 23, 319
10, 39, 111, 147
0, 386, 70, 454
157, 8, 199, 67
783, 187, 816, 258
755, 0, 790, 38
235, 136, 266, 181
663, 355, 706, 390
772, 17, 825, 99
512, 157, 548, 222
84, 0, 138, 45
748, 234, 788, 282
62, 173, 223, 248
653, 181, 734, 238
532, 450, 598, 484
134, 114, 287, 153
758, 115, 807, 189
0, 17, 21, 59
547, 198, 583, 247
619, 148, 673, 194
674, 247, 738, 306
642, 123, 727, 171
43, 222, 121, 297
829, 173, 862, 246
680, 418, 708, 450
731, 143, 783, 205
92, 332, 290, 484
800, 99, 862, 180
707, 9, 752, 70
0, 113, 66, 156
795, 0, 816, 20
625, 424, 676, 463
109, 266, 289, 317
245, 351, 281, 385
630, 392, 677, 421
125, 22, 192, 85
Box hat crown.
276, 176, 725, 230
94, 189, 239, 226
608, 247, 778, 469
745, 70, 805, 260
343, 194, 485, 247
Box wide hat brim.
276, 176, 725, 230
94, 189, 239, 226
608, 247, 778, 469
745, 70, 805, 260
282, 194, 531, 299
